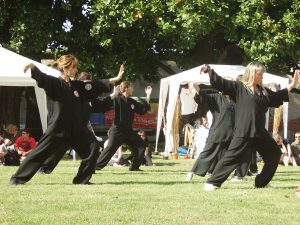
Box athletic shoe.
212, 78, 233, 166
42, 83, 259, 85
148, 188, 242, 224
185, 172, 193, 182
231, 176, 247, 182
204, 183, 218, 191
248, 171, 258, 176
129, 168, 143, 171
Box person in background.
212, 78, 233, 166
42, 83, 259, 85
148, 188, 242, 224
2, 124, 21, 151
0, 130, 6, 165
14, 128, 36, 159
186, 83, 235, 182
95, 81, 152, 172
273, 133, 293, 166
290, 131, 300, 166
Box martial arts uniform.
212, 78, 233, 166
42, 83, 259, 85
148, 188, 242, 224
206, 69, 288, 188
95, 94, 151, 171
38, 96, 113, 174
191, 91, 235, 176
10, 66, 110, 184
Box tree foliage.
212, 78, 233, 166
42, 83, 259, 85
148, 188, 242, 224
0, 0, 299, 81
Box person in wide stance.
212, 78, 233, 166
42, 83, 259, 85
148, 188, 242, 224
95, 81, 152, 172
10, 55, 122, 185
200, 63, 300, 191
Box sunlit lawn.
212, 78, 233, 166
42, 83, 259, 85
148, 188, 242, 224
1, 154, 300, 225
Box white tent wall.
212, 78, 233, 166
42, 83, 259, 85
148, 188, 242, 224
155, 64, 289, 155
0, 47, 60, 132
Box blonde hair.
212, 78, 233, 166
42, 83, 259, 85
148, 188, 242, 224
242, 62, 266, 88
272, 133, 282, 142
51, 55, 78, 73
6, 124, 18, 133
120, 81, 133, 93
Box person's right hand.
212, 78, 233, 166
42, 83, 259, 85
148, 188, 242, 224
200, 64, 210, 73
24, 63, 35, 73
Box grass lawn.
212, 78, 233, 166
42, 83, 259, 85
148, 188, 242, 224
0, 154, 300, 225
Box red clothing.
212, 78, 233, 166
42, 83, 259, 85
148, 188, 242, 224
15, 136, 36, 155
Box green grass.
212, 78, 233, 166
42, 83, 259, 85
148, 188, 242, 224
1, 154, 300, 225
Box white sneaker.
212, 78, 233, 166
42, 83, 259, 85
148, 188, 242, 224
185, 172, 193, 182
231, 176, 247, 182
204, 183, 218, 191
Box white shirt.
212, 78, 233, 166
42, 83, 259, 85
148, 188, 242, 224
180, 88, 196, 115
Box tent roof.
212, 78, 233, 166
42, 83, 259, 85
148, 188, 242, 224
161, 64, 289, 88
0, 47, 60, 86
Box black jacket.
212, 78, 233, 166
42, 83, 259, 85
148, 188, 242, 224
31, 66, 110, 137
209, 69, 289, 138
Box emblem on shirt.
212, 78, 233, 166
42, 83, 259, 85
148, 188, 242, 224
85, 83, 92, 91
73, 90, 79, 97
131, 104, 135, 110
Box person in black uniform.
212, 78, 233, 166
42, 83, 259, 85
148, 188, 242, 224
95, 81, 152, 171
200, 62, 300, 191
9, 55, 122, 185
37, 68, 124, 174
185, 84, 235, 182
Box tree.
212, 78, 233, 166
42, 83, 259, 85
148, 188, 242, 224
0, 0, 299, 81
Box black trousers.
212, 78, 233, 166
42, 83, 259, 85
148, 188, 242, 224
207, 132, 281, 188
96, 125, 146, 171
191, 141, 229, 176
10, 130, 100, 184
234, 147, 252, 177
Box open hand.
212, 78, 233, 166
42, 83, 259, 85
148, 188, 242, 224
24, 63, 35, 73
200, 64, 210, 73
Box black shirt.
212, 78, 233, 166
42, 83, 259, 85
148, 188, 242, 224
110, 95, 151, 130
194, 92, 235, 142
31, 66, 110, 137
209, 69, 289, 138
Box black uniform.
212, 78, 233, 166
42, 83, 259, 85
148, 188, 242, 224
206, 69, 288, 188
95, 94, 151, 171
191, 91, 235, 176
10, 67, 110, 184
38, 96, 112, 174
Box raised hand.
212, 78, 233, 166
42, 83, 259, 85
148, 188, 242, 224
24, 63, 35, 73
145, 85, 152, 96
110, 85, 121, 100
109, 64, 125, 84
292, 69, 300, 85
200, 64, 211, 74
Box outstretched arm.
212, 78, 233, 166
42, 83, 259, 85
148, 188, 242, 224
109, 64, 125, 84
24, 63, 36, 73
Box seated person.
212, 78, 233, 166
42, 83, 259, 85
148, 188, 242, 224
290, 132, 300, 166
107, 145, 127, 167
0, 130, 7, 165
273, 133, 294, 166
2, 124, 22, 152
124, 130, 155, 166
138, 130, 155, 166
14, 128, 37, 158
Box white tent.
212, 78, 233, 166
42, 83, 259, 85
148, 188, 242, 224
0, 47, 60, 132
155, 64, 290, 154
